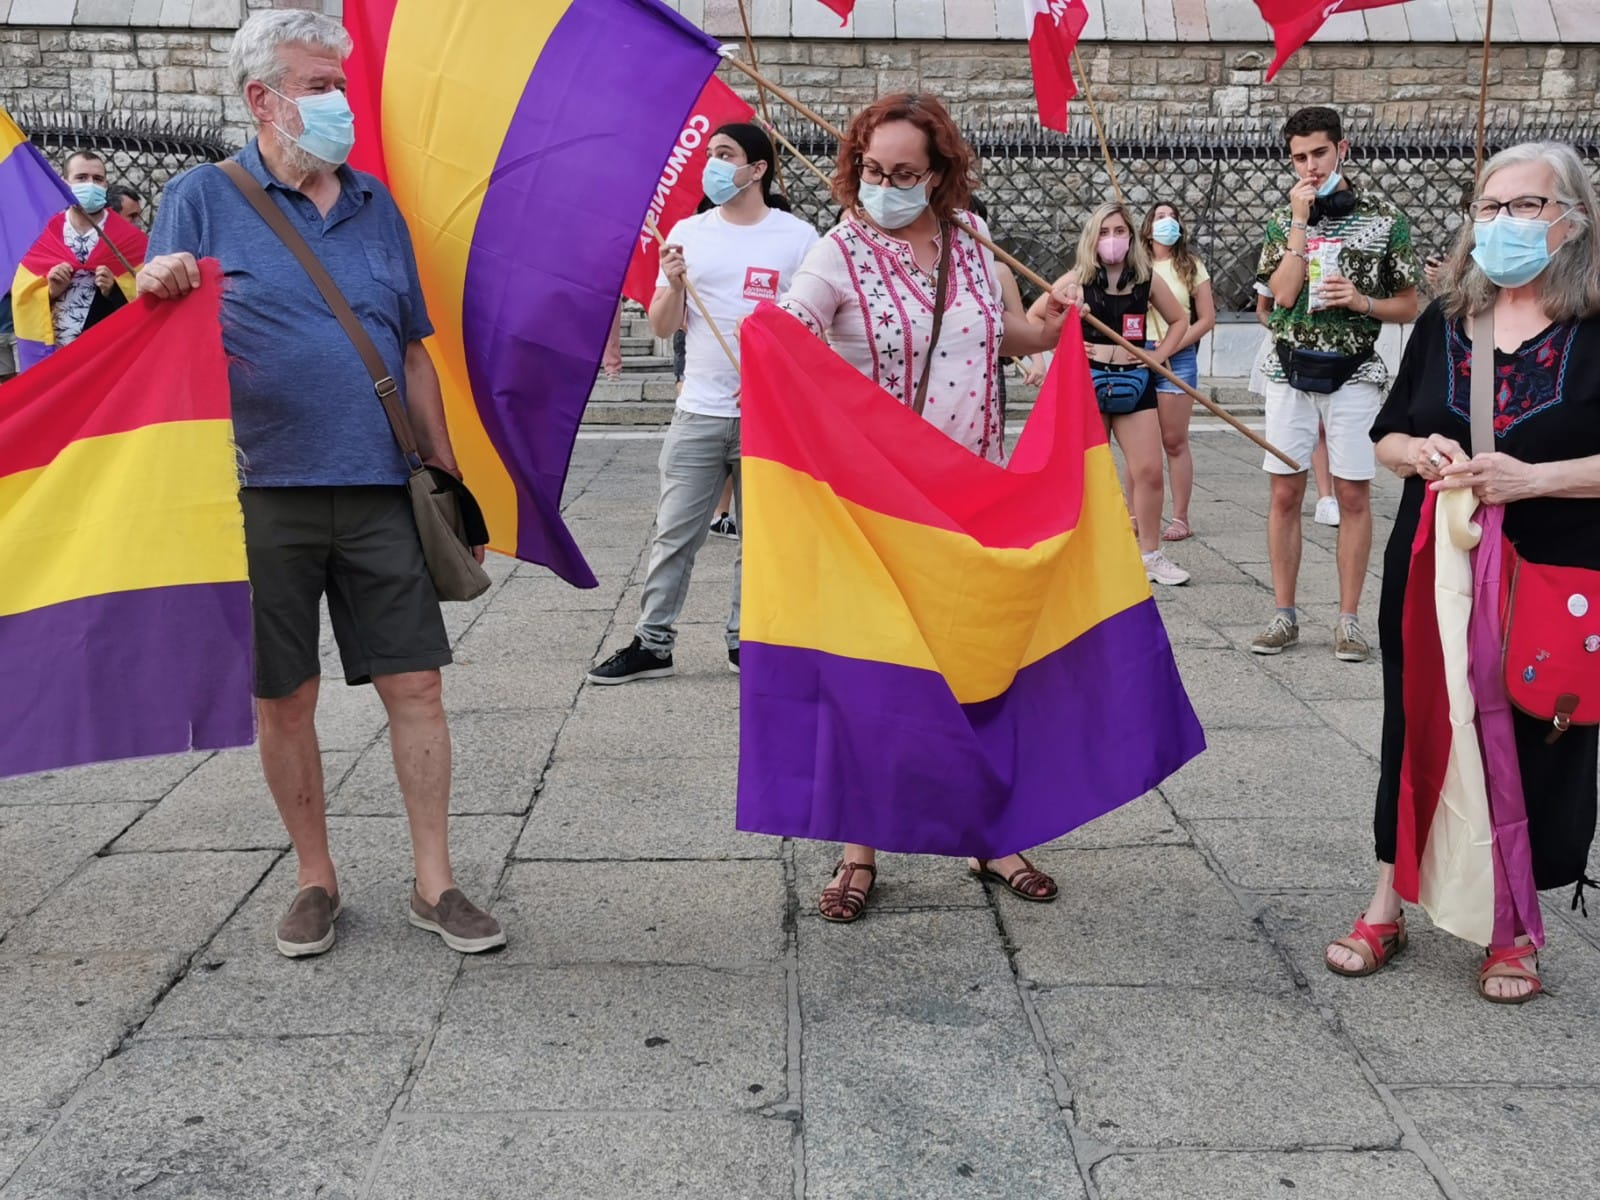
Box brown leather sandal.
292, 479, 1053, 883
1478, 943, 1542, 1005
1325, 912, 1407, 978
969, 855, 1058, 902
818, 859, 876, 923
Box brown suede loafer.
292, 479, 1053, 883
408, 887, 506, 954
275, 885, 341, 959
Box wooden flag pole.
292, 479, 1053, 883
735, 0, 790, 201
727, 54, 1299, 470
643, 215, 742, 374
1474, 0, 1496, 182
1072, 47, 1125, 208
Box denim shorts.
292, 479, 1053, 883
1154, 343, 1199, 393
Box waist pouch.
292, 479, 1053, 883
1275, 344, 1368, 395
1091, 363, 1149, 414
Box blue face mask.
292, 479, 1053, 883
1471, 213, 1562, 288
1151, 216, 1182, 246
1316, 157, 1344, 198
71, 182, 107, 214
701, 159, 749, 207
859, 180, 930, 231
269, 86, 356, 167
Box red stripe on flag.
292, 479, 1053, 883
0, 261, 232, 479
343, 0, 400, 184
1255, 0, 1411, 81
817, 0, 855, 22
1027, 0, 1090, 133
621, 74, 754, 309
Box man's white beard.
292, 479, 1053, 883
270, 123, 337, 178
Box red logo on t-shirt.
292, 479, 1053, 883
1122, 312, 1146, 342
743, 267, 779, 302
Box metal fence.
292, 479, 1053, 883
768, 116, 1600, 313
7, 110, 235, 224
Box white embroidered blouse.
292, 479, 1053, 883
778, 210, 1008, 464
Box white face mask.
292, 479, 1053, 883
859, 180, 930, 230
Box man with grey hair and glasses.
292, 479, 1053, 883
137, 10, 504, 958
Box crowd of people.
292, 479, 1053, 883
7, 9, 1596, 1005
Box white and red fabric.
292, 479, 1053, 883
1025, 0, 1090, 133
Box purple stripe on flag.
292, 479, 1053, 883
0, 582, 254, 779
460, 0, 718, 587
0, 138, 72, 286
737, 598, 1206, 857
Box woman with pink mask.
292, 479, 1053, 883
1036, 201, 1192, 585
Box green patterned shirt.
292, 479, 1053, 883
1256, 190, 1421, 388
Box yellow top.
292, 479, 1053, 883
1147, 257, 1210, 342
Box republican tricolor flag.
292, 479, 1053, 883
735, 306, 1205, 855
1026, 0, 1091, 133
1255, 0, 1412, 81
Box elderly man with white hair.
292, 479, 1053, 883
138, 10, 504, 958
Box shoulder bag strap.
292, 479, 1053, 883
1470, 305, 1495, 457
215, 160, 422, 466
911, 221, 953, 417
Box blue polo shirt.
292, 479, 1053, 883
149, 140, 433, 487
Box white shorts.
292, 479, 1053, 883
1261, 378, 1384, 481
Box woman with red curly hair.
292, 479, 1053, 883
777, 93, 1077, 923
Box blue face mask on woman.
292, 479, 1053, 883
701, 159, 749, 207
268, 86, 356, 167
1151, 216, 1182, 246
859, 180, 930, 231
1471, 213, 1565, 288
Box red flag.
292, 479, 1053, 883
1256, 1, 1411, 81
1026, 0, 1090, 133
817, 0, 855, 22
621, 75, 754, 308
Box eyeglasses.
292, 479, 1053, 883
857, 160, 934, 191
1467, 195, 1560, 222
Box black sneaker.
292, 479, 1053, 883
709, 513, 739, 540
727, 647, 740, 674
586, 637, 674, 685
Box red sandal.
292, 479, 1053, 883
818, 860, 876, 924
1478, 943, 1542, 1005
1325, 912, 1407, 977
969, 855, 1058, 902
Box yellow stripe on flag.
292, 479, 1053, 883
742, 444, 1150, 704
0, 420, 247, 618
380, 1, 574, 557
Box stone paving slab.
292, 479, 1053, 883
0, 1116, 47, 1189
1090, 1150, 1445, 1199
0, 753, 208, 808
791, 839, 991, 910
111, 749, 356, 853
1037, 790, 1191, 850
0, 802, 147, 933
1036, 985, 1399, 1149
1397, 1087, 1600, 1199
410, 963, 787, 1113
491, 860, 787, 968
1191, 817, 1378, 892
137, 816, 518, 1041
1, 1034, 416, 1200
366, 1114, 795, 1199
1160, 726, 1379, 821
1000, 846, 1287, 990
798, 909, 1084, 1199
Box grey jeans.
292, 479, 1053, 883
636, 409, 741, 653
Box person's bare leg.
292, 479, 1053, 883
1333, 477, 1373, 615
1312, 426, 1334, 502
1325, 862, 1401, 972
373, 669, 454, 905
1157, 391, 1194, 529
1267, 473, 1308, 610
257, 677, 335, 893
1116, 410, 1166, 556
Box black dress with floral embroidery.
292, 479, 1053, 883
1369, 300, 1600, 891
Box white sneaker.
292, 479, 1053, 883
1314, 496, 1341, 526
1143, 550, 1191, 587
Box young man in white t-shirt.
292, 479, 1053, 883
588, 124, 818, 684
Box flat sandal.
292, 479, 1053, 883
819, 859, 876, 924
969, 855, 1058, 902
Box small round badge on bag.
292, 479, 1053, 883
1569, 593, 1590, 618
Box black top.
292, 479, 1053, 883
1371, 300, 1600, 569
1082, 267, 1151, 347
